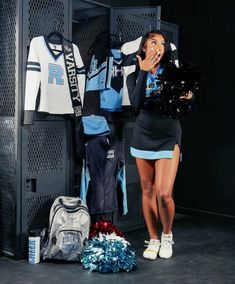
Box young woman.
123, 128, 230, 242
127, 30, 193, 260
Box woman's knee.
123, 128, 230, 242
141, 181, 155, 198
156, 185, 173, 204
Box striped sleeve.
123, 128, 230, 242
121, 37, 142, 106
26, 61, 41, 72
170, 42, 179, 67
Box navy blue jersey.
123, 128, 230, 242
80, 135, 127, 215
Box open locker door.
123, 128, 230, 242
110, 6, 161, 43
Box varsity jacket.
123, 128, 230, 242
24, 36, 86, 124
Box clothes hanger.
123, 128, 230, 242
110, 33, 123, 49
109, 33, 118, 47
47, 31, 63, 41
47, 18, 63, 46
87, 30, 110, 56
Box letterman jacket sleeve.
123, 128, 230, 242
73, 44, 86, 106
24, 37, 41, 124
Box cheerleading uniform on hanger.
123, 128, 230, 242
100, 48, 123, 112
127, 66, 182, 160
86, 46, 123, 112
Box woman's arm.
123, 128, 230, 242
126, 52, 160, 109
126, 70, 148, 109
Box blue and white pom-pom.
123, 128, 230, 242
81, 232, 137, 273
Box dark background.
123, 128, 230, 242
159, 0, 235, 219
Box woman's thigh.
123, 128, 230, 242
136, 158, 155, 188
154, 145, 180, 195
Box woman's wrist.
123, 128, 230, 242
138, 69, 149, 73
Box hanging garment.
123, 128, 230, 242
85, 55, 113, 92
85, 32, 112, 92
24, 36, 85, 124
85, 32, 124, 112
100, 48, 123, 112
82, 115, 111, 136
80, 135, 127, 215
121, 36, 178, 106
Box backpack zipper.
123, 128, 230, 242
49, 206, 89, 233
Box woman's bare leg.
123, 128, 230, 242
154, 145, 180, 234
136, 158, 159, 239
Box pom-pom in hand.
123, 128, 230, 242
155, 62, 201, 119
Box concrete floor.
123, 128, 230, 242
1, 214, 235, 284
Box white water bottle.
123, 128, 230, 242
28, 230, 40, 264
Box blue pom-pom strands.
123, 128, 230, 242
147, 63, 201, 120
81, 233, 137, 273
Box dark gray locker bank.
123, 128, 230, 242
0, 0, 73, 258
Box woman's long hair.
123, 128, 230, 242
136, 30, 173, 68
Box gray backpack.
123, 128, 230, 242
42, 196, 90, 261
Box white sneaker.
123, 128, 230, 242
159, 232, 174, 259
143, 239, 161, 260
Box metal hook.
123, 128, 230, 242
54, 18, 60, 31
118, 32, 122, 43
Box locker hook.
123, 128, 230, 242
118, 32, 122, 43
54, 18, 60, 31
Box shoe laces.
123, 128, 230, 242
144, 240, 160, 248
161, 237, 174, 248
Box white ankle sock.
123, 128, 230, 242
143, 239, 160, 260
